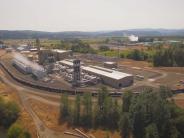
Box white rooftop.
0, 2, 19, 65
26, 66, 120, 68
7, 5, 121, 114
104, 61, 116, 64
82, 66, 132, 80
59, 60, 132, 80
52, 49, 71, 53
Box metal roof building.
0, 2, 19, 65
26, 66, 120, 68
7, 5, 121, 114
59, 60, 133, 88
82, 66, 133, 88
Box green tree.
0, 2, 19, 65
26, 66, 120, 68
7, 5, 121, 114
60, 93, 70, 121
98, 86, 109, 109
119, 113, 131, 138
122, 91, 133, 112
99, 45, 110, 51
73, 94, 81, 125
7, 123, 31, 138
71, 39, 95, 54
81, 93, 92, 127
145, 123, 159, 138
0, 100, 20, 128
107, 99, 120, 129
159, 86, 172, 100
94, 87, 109, 127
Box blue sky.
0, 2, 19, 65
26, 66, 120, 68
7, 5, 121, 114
0, 0, 184, 31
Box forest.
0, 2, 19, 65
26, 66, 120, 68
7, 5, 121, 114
60, 86, 184, 138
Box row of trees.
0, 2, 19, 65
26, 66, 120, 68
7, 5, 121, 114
99, 45, 110, 52
120, 44, 184, 67
126, 49, 149, 61
0, 96, 31, 138
53, 39, 96, 54
153, 45, 184, 67
71, 39, 96, 54
60, 86, 184, 138
60, 87, 120, 129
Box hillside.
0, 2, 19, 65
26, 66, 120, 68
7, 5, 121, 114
0, 29, 184, 39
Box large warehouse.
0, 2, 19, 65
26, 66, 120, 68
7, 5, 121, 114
59, 60, 133, 88
82, 66, 133, 88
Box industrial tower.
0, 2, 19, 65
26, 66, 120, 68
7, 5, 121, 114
73, 59, 81, 87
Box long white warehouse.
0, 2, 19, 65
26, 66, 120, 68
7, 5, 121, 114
82, 66, 133, 88
59, 60, 133, 88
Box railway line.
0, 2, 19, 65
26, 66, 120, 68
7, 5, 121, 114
0, 61, 123, 97
0, 60, 183, 97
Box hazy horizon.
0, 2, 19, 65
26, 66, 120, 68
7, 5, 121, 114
1, 0, 184, 32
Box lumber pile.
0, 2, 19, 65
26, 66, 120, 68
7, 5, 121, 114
64, 128, 96, 138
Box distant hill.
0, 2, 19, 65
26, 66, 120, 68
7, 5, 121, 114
0, 29, 184, 39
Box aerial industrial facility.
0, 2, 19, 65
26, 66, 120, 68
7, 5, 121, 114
58, 59, 133, 88
8, 43, 134, 89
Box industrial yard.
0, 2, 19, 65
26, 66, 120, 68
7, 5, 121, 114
0, 40, 184, 94
0, 39, 184, 138
1, 0, 184, 137
0, 42, 135, 92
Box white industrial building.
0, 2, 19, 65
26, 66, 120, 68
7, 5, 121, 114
82, 66, 133, 88
59, 60, 133, 88
12, 53, 46, 79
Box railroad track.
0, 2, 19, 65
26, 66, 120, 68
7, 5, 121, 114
1, 61, 183, 96
0, 61, 123, 97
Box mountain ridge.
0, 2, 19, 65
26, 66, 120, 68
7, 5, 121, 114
0, 29, 184, 39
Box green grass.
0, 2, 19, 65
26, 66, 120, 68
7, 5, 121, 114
98, 49, 132, 58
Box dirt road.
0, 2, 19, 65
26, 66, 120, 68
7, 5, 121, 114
0, 67, 75, 138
